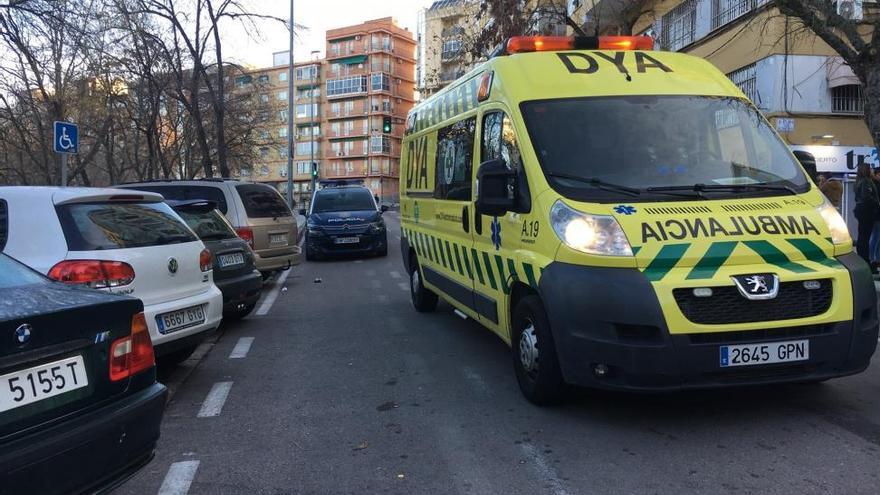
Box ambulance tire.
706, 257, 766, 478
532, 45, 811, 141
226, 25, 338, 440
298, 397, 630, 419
512, 296, 566, 405
410, 258, 438, 312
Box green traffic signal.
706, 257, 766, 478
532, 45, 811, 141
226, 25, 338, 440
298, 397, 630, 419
383, 117, 392, 134
311, 162, 318, 177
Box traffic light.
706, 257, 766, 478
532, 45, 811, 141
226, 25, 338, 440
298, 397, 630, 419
382, 117, 392, 134
311, 162, 318, 178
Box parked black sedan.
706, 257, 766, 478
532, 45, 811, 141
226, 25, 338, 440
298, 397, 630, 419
301, 185, 389, 260
0, 254, 166, 494
168, 200, 263, 319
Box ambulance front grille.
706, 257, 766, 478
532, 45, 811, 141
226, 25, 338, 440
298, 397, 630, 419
643, 206, 712, 215
720, 202, 782, 212
673, 280, 833, 325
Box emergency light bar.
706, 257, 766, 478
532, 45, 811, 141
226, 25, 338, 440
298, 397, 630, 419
505, 35, 654, 54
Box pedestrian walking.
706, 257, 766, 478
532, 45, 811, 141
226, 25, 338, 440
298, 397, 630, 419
854, 163, 880, 269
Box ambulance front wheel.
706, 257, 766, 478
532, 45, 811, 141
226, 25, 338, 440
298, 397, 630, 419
410, 258, 438, 312
512, 295, 566, 405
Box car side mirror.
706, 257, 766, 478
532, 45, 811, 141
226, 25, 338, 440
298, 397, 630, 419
477, 159, 517, 217
380, 204, 389, 213
792, 150, 818, 184
298, 208, 307, 216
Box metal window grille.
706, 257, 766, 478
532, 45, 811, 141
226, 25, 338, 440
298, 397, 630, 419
832, 85, 865, 114
711, 0, 769, 30
661, 0, 697, 51
727, 63, 758, 103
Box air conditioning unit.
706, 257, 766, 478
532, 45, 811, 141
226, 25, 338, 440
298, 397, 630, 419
836, 0, 863, 20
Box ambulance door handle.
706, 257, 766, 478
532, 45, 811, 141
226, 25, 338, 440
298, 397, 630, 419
474, 208, 482, 235
462, 205, 469, 233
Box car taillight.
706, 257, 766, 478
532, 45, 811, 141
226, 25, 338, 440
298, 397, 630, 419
48, 260, 135, 289
200, 248, 213, 272
236, 227, 254, 247
109, 313, 155, 382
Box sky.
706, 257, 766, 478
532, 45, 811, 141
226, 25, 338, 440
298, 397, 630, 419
221, 0, 436, 69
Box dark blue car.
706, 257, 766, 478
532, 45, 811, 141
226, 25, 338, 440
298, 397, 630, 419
302, 186, 388, 260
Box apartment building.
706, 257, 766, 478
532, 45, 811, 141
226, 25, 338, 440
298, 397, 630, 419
418, 0, 567, 96
231, 56, 320, 206
417, 0, 480, 96
323, 17, 417, 203
569, 0, 878, 176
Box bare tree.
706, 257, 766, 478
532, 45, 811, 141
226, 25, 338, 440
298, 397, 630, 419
773, 0, 879, 153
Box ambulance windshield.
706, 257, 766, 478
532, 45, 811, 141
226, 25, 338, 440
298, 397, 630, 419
521, 96, 810, 201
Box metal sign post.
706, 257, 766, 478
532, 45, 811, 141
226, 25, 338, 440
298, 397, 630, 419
53, 121, 79, 187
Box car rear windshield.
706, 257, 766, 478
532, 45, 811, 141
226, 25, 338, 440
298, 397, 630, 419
520, 95, 809, 201
312, 188, 376, 213
175, 208, 237, 241
125, 185, 229, 214
56, 202, 198, 251
236, 184, 291, 218
0, 254, 46, 289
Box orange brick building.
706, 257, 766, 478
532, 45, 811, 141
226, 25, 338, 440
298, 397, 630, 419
322, 17, 417, 203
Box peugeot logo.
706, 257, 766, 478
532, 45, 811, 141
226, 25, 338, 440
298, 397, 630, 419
168, 257, 179, 274
343, 224, 349, 230
14, 324, 32, 344
732, 273, 779, 300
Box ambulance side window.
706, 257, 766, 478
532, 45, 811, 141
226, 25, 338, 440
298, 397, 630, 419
481, 112, 523, 172
434, 117, 476, 201
482, 111, 530, 212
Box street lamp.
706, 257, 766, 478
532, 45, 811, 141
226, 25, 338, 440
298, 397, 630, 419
285, 0, 295, 207
309, 49, 320, 198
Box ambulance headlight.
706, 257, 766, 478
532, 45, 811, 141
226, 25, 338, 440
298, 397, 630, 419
550, 201, 633, 256
816, 197, 851, 246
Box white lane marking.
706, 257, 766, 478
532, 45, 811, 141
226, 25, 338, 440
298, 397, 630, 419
197, 382, 233, 418
256, 269, 291, 316
521, 443, 570, 495
355, 260, 364, 264
390, 270, 401, 279
158, 460, 200, 495
398, 282, 409, 292
378, 294, 390, 303
462, 366, 489, 394
229, 337, 254, 359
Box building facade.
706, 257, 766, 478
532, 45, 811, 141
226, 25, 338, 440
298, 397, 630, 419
322, 17, 417, 204
569, 0, 878, 174
233, 17, 416, 207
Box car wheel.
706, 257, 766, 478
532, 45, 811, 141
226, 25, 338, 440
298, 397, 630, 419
409, 257, 438, 313
159, 344, 198, 367
224, 301, 256, 321
511, 295, 566, 405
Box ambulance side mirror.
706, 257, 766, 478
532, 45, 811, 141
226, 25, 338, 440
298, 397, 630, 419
477, 159, 517, 216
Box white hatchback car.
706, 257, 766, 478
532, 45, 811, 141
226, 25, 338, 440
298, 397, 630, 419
0, 187, 223, 362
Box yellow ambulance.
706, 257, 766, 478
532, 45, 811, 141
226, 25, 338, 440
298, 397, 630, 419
399, 35, 878, 404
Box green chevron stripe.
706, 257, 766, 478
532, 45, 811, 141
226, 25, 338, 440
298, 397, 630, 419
444, 241, 456, 272
461, 246, 473, 280
453, 243, 465, 276
786, 238, 842, 268
523, 263, 538, 289
430, 236, 441, 265
643, 243, 690, 281
422, 233, 433, 263
482, 252, 498, 290
471, 249, 485, 285
494, 255, 510, 294
436, 236, 448, 269
686, 241, 738, 280
506, 258, 520, 282
742, 240, 814, 273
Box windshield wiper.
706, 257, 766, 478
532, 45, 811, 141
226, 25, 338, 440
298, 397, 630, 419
546, 173, 641, 197
647, 183, 797, 196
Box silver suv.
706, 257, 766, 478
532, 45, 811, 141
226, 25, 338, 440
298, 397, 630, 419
120, 180, 301, 277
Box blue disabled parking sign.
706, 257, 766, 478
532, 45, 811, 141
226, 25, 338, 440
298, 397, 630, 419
54, 121, 78, 154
